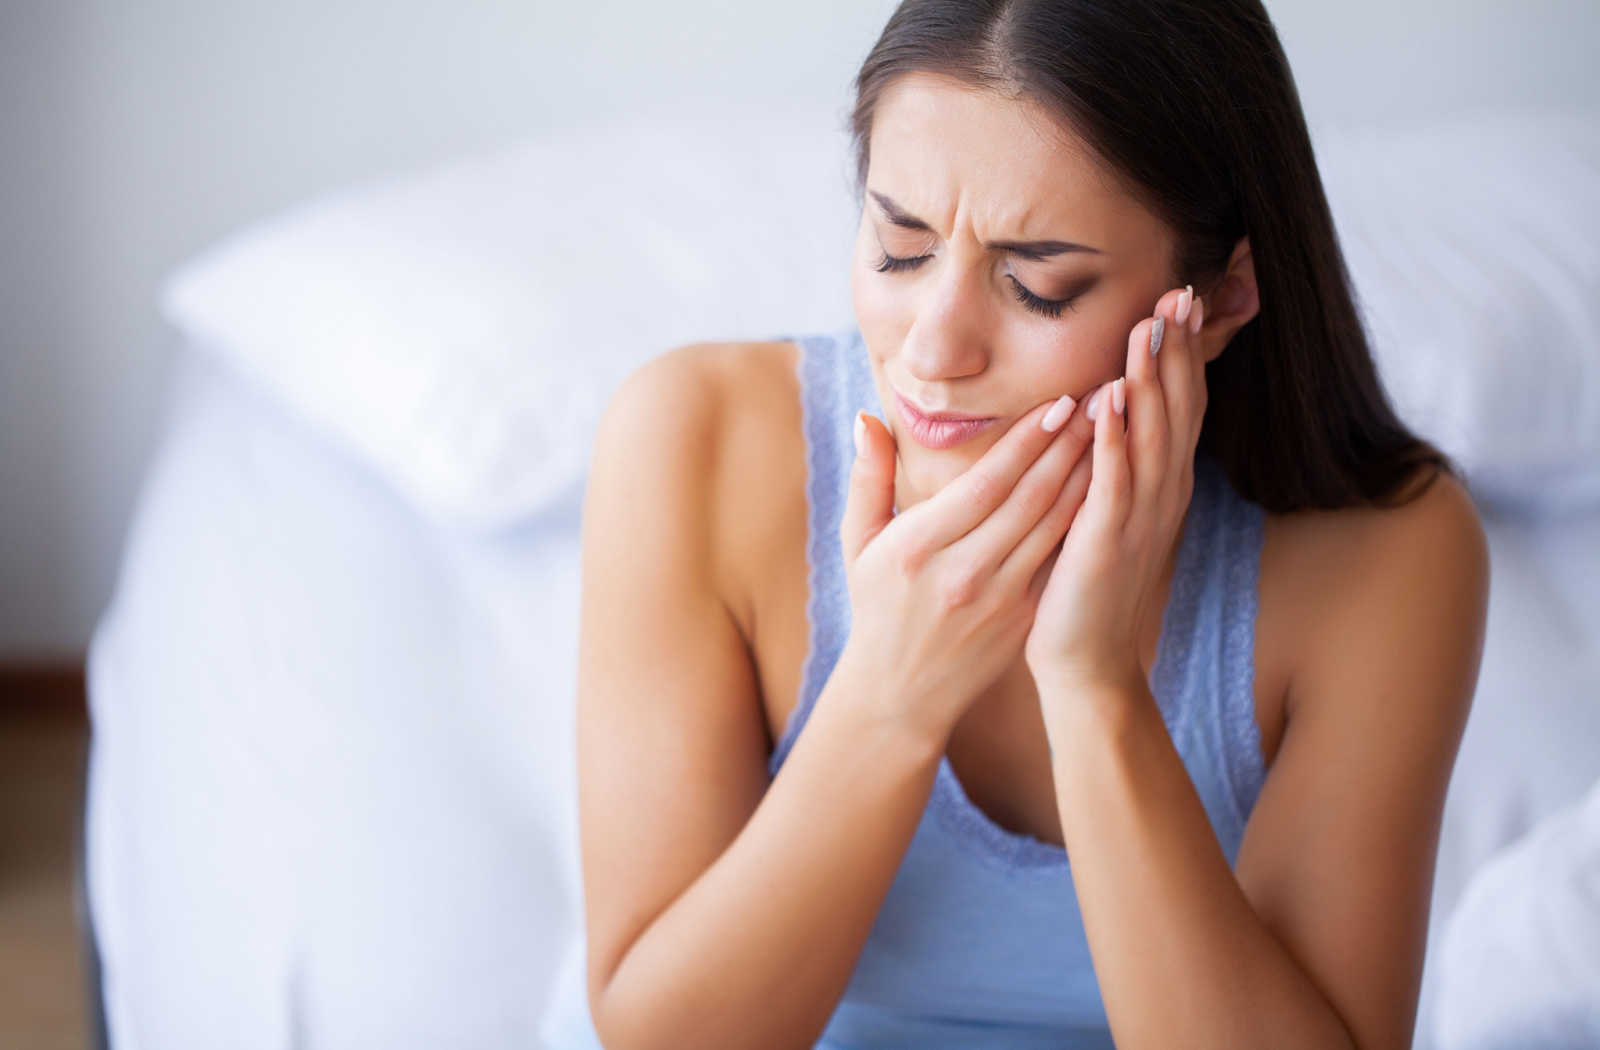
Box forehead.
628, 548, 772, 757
868, 71, 1162, 250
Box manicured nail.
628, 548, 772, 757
853, 412, 866, 456
1081, 384, 1107, 419
1112, 377, 1126, 415
1176, 284, 1193, 326
1189, 295, 1204, 335
1040, 394, 1076, 432
1149, 315, 1165, 357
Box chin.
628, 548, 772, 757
898, 443, 977, 504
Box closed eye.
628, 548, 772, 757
870, 250, 1079, 319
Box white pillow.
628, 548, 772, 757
1314, 108, 1600, 516
161, 105, 860, 532
161, 105, 1600, 530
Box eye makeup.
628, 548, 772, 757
870, 249, 1084, 319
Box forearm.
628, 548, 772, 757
596, 654, 944, 1050
1044, 675, 1357, 1050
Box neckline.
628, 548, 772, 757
928, 453, 1211, 877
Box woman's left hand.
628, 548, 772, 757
1023, 284, 1208, 704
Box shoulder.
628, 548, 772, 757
1278, 466, 1490, 722
597, 338, 801, 477
594, 338, 806, 633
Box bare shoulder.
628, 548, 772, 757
599, 338, 806, 636
1273, 466, 1491, 720
1285, 467, 1486, 583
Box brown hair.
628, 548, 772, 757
848, 0, 1456, 512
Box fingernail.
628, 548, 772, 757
1040, 394, 1076, 433
853, 411, 866, 456
1176, 284, 1193, 326
1086, 387, 1102, 421
1149, 315, 1165, 357
1112, 377, 1126, 415
1189, 295, 1204, 335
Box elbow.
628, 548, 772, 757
588, 964, 668, 1050
587, 965, 636, 1050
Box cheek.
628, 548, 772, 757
1020, 334, 1110, 389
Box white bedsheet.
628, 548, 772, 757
86, 340, 1600, 1050
86, 342, 586, 1049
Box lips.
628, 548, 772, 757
894, 391, 999, 450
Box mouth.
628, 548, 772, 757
894, 391, 1000, 450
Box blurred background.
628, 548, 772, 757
6, 0, 1600, 663
2, 1, 1598, 1048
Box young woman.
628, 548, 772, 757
562, 2, 1489, 1047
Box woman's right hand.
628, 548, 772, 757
835, 389, 1105, 752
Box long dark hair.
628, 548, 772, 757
847, 0, 1456, 512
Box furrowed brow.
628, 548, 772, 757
868, 189, 1105, 258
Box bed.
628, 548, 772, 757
84, 105, 1600, 1049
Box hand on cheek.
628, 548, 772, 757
1024, 284, 1209, 712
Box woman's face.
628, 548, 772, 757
851, 72, 1180, 512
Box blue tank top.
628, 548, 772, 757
538, 324, 1269, 1049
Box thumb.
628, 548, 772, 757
840, 411, 897, 564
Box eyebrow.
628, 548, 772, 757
868, 189, 1105, 259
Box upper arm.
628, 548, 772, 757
576, 345, 773, 1025
1234, 471, 1491, 1050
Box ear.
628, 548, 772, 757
1199, 236, 1259, 364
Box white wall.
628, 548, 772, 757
2, 0, 1597, 658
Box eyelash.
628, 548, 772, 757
871, 250, 1079, 318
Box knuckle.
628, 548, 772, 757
937, 565, 982, 610
893, 543, 925, 579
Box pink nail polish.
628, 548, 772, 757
1112, 377, 1126, 415
1176, 284, 1193, 326
1086, 388, 1102, 421
1188, 295, 1204, 335
1040, 393, 1075, 432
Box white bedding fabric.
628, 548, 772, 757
87, 339, 1600, 1050
158, 106, 861, 533
159, 106, 1600, 533
86, 343, 586, 1049
1433, 778, 1600, 1049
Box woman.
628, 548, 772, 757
562, 1, 1489, 1047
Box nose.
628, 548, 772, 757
898, 257, 991, 383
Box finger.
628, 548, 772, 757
839, 411, 896, 563
999, 437, 1094, 597
948, 396, 1092, 581
1084, 377, 1131, 532
1162, 287, 1206, 473
1125, 306, 1171, 514
892, 396, 1068, 562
